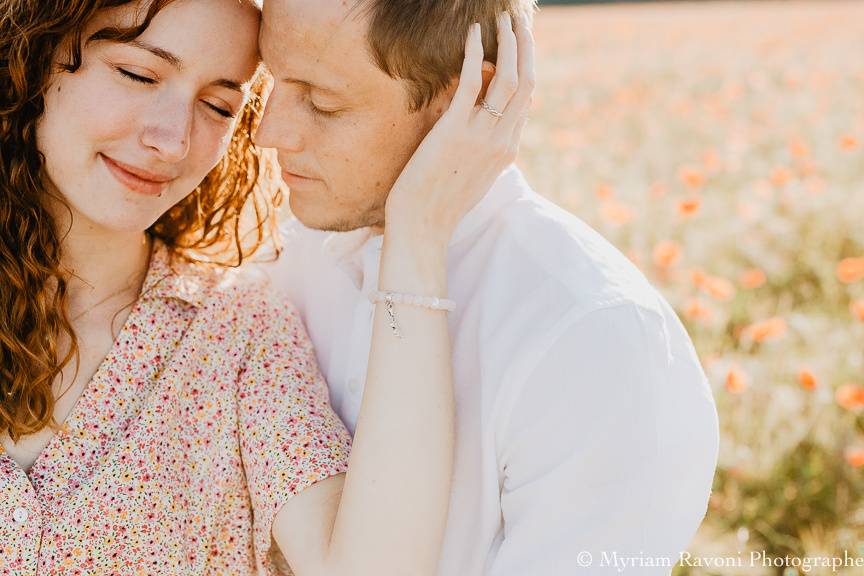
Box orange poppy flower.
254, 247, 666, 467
770, 167, 793, 188
845, 448, 864, 468
725, 368, 749, 394
684, 298, 713, 322
678, 166, 706, 190
702, 275, 737, 302
798, 369, 818, 391
852, 300, 864, 322
739, 268, 767, 289
653, 241, 682, 269
678, 197, 701, 217
600, 200, 635, 227
840, 135, 859, 152
836, 384, 864, 411
788, 138, 810, 159
703, 150, 722, 171
690, 268, 708, 288
837, 258, 864, 284
595, 182, 615, 200
742, 317, 787, 344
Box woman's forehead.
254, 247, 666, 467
88, 0, 261, 81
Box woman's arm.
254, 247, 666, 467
271, 13, 535, 576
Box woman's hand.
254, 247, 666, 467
383, 12, 536, 253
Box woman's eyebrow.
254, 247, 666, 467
126, 39, 183, 69
119, 40, 246, 93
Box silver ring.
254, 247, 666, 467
480, 99, 504, 119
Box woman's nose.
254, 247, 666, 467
140, 99, 193, 163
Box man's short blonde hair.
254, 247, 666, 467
354, 0, 537, 111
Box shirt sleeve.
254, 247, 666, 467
488, 302, 719, 575
237, 289, 353, 576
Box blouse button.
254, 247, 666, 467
12, 506, 29, 525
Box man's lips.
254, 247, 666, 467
281, 169, 319, 186
100, 153, 176, 197
282, 170, 317, 180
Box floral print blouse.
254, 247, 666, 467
0, 241, 352, 575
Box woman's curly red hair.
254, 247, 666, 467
0, 0, 281, 441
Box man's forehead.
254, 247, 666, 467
260, 0, 387, 100
263, 0, 367, 48
262, 0, 372, 80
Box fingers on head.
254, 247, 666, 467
452, 23, 485, 113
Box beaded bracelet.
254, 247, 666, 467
372, 291, 456, 338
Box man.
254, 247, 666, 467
255, 0, 720, 574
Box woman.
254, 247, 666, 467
0, 0, 529, 574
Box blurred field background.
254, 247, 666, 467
521, 1, 864, 573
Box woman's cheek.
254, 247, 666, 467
187, 121, 231, 179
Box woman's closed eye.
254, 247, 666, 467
114, 65, 236, 120
115, 66, 156, 85
203, 101, 236, 119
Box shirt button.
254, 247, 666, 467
12, 507, 29, 525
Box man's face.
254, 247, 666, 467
256, 0, 445, 232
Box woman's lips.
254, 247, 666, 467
100, 153, 175, 197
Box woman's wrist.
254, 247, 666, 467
379, 230, 449, 297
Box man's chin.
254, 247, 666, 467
289, 201, 383, 234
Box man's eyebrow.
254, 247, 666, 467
281, 77, 342, 96
126, 39, 183, 69
212, 78, 245, 93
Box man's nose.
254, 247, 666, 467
253, 91, 304, 153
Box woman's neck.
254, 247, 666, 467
59, 218, 152, 320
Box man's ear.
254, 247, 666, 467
424, 60, 496, 122
478, 60, 496, 104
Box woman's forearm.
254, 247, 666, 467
322, 233, 455, 575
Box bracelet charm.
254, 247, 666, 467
372, 291, 456, 338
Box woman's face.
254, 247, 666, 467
37, 0, 261, 235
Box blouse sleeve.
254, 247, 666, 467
236, 288, 353, 575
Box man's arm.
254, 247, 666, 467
489, 302, 719, 575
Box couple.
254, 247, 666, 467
0, 0, 719, 575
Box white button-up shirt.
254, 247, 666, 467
261, 165, 720, 575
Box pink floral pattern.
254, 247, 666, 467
0, 241, 352, 575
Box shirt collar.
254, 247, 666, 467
138, 239, 223, 308
321, 164, 528, 293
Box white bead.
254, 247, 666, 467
373, 291, 455, 312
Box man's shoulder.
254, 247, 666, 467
463, 179, 665, 320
